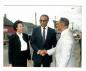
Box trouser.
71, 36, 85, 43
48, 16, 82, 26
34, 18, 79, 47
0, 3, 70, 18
33, 61, 51, 67
33, 57, 51, 67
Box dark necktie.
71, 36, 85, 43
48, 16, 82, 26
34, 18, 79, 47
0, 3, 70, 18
43, 27, 45, 43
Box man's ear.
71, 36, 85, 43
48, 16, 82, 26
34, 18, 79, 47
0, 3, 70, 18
61, 23, 65, 27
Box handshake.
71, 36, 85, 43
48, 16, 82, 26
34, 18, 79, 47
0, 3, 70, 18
37, 50, 48, 56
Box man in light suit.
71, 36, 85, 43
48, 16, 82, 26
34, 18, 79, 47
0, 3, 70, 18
30, 14, 57, 67
41, 17, 76, 67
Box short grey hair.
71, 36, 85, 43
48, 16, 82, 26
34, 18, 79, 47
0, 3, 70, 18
60, 17, 69, 27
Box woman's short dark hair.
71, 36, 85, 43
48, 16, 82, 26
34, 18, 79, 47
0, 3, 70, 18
60, 17, 69, 27
13, 20, 23, 31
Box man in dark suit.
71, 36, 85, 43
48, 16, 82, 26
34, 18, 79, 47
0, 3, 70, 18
30, 14, 57, 67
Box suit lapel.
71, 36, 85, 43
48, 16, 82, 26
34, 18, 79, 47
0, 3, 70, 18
15, 33, 20, 40
38, 26, 50, 44
38, 26, 43, 40
22, 33, 26, 42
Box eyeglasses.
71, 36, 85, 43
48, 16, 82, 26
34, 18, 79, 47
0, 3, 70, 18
40, 20, 48, 22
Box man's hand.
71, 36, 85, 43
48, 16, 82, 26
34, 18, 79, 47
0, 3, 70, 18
37, 50, 47, 56
37, 50, 41, 54
40, 50, 48, 56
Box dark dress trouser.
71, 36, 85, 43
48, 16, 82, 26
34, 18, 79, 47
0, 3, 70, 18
33, 62, 51, 67
33, 57, 51, 67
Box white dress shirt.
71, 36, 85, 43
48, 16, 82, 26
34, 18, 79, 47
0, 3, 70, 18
41, 26, 48, 40
47, 29, 75, 67
16, 33, 28, 51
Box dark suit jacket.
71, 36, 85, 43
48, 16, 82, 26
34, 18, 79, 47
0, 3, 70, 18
30, 26, 57, 63
8, 33, 31, 66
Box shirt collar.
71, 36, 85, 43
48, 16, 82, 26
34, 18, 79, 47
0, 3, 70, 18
41, 26, 48, 30
16, 32, 23, 37
61, 28, 69, 37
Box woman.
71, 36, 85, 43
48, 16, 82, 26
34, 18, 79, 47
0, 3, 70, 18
8, 20, 31, 67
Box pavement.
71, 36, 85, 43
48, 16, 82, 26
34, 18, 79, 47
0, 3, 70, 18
3, 39, 81, 67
